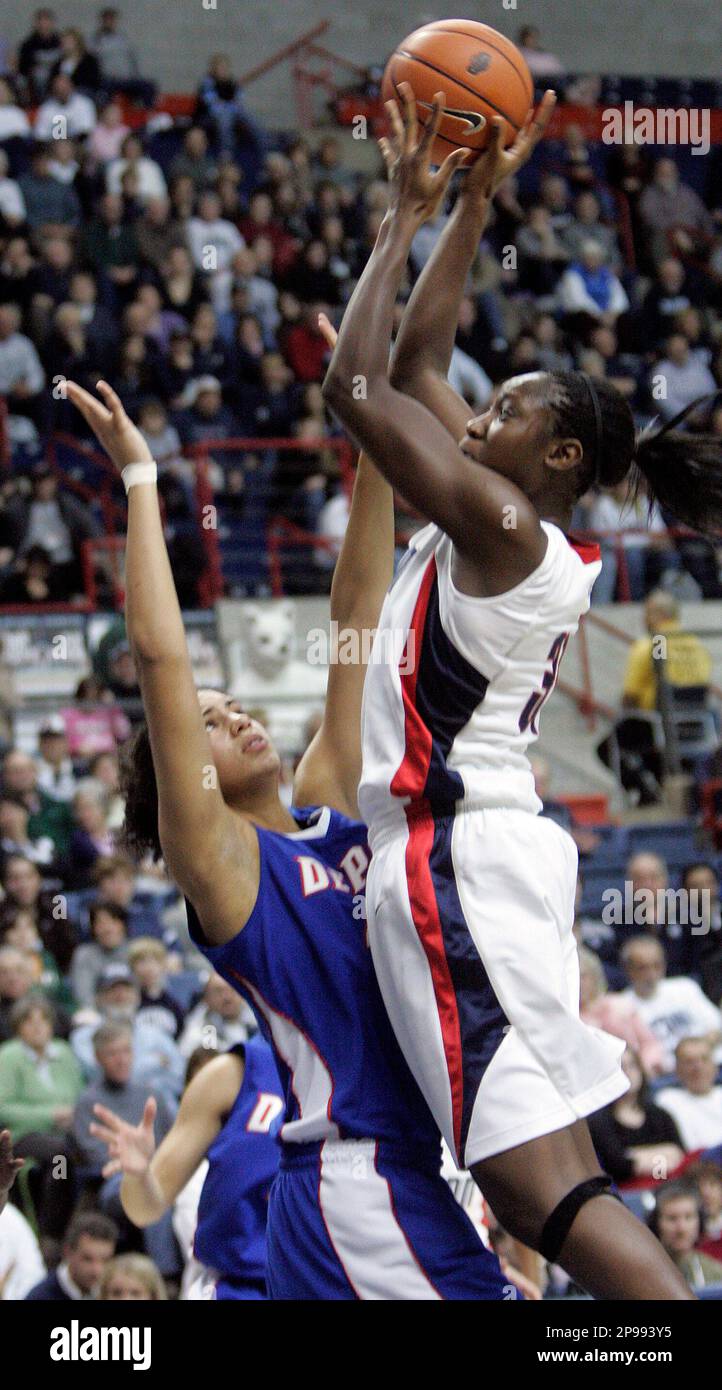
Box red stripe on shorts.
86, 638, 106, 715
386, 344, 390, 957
389, 553, 464, 1156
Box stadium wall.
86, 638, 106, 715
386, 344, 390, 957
3, 3, 722, 119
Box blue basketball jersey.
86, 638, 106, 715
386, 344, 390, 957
186, 806, 439, 1156
193, 1036, 283, 1289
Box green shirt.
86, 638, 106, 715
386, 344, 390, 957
28, 789, 74, 858
0, 1038, 84, 1141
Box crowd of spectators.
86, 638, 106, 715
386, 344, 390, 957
0, 691, 260, 1299
0, 12, 720, 601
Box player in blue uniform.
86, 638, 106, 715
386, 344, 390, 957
67, 339, 509, 1300
89, 1035, 283, 1299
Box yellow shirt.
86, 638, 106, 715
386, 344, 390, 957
622, 622, 712, 711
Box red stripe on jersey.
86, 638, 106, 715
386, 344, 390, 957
390, 556, 436, 800
403, 813, 464, 1160
567, 534, 601, 565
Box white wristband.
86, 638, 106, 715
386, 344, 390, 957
122, 461, 158, 492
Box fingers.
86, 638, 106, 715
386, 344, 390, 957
377, 136, 394, 172
436, 146, 473, 187
92, 1102, 123, 1131
397, 80, 418, 147
141, 1096, 157, 1131
533, 89, 557, 138
385, 97, 405, 151
512, 89, 557, 162
96, 379, 127, 424
101, 1158, 123, 1180
317, 311, 338, 349
89, 1121, 119, 1147
417, 90, 446, 162
65, 380, 113, 428
487, 116, 505, 159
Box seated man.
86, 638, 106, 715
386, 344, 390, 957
620, 936, 722, 1073
622, 590, 712, 714
25, 1211, 117, 1300
72, 1021, 178, 1276
618, 851, 705, 977
178, 972, 253, 1058
71, 964, 185, 1107
657, 1038, 722, 1153
599, 590, 713, 802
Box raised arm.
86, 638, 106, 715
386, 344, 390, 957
294, 314, 394, 818
89, 1052, 243, 1227
322, 88, 552, 591
390, 89, 556, 440
66, 381, 259, 943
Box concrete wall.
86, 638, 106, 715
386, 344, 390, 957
5, 1, 722, 121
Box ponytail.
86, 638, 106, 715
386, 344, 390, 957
631, 392, 722, 536
544, 373, 722, 537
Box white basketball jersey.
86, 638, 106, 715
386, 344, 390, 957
359, 521, 601, 846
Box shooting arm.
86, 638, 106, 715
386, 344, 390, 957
323, 91, 555, 584
391, 196, 492, 438
322, 208, 543, 583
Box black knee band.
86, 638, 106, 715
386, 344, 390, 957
539, 1175, 617, 1263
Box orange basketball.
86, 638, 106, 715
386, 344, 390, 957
382, 19, 534, 165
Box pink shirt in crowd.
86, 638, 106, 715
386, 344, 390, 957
582, 993, 667, 1077
61, 705, 131, 757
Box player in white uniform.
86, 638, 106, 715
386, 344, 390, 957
322, 86, 722, 1299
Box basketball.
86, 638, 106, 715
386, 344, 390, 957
382, 18, 534, 164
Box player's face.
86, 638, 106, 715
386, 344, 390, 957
197, 689, 280, 800
459, 374, 552, 490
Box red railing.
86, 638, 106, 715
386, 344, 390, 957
184, 433, 357, 603
48, 434, 125, 535
557, 540, 722, 734
142, 21, 367, 133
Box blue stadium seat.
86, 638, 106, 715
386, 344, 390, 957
582, 827, 629, 870
620, 1189, 655, 1223
579, 870, 626, 917
625, 823, 700, 867
648, 1074, 678, 1094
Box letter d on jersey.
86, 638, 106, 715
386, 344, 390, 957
296, 856, 331, 896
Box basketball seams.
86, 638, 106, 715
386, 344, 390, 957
393, 49, 521, 133
408, 24, 534, 105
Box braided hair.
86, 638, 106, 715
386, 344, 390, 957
542, 373, 722, 535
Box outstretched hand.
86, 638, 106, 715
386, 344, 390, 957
378, 81, 471, 226
65, 380, 153, 475
460, 89, 557, 208
89, 1097, 157, 1180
